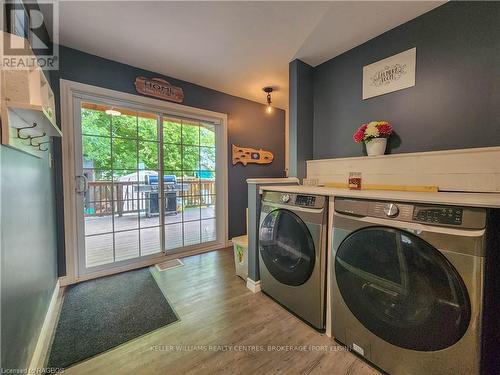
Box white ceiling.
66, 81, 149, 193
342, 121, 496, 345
44, 1, 444, 110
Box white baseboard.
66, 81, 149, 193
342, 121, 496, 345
58, 275, 73, 287
246, 278, 261, 293
29, 280, 62, 370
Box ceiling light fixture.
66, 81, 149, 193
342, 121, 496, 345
263, 87, 273, 114
105, 107, 122, 116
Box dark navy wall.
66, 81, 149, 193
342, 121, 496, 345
0, 147, 58, 370
289, 59, 314, 179
1, 2, 58, 370
50, 46, 286, 275
313, 2, 500, 159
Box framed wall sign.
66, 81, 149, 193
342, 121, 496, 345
362, 47, 416, 100
135, 77, 184, 103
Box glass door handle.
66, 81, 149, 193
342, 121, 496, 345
75, 175, 88, 194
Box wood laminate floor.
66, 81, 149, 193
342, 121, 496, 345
58, 248, 380, 375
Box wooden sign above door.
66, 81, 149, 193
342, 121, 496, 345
135, 77, 184, 103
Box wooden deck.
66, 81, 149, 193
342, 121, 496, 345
84, 207, 216, 267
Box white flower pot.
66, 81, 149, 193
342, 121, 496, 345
366, 138, 387, 156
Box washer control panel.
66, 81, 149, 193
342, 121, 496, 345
262, 191, 326, 210
280, 193, 291, 203
413, 206, 463, 225
295, 195, 317, 207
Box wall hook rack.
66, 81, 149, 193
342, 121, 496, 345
36, 140, 51, 152
17, 123, 38, 140
29, 132, 47, 146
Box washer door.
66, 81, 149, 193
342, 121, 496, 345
335, 226, 471, 351
259, 209, 315, 286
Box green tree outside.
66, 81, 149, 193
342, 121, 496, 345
81, 109, 215, 178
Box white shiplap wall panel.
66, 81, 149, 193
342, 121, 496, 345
307, 146, 500, 192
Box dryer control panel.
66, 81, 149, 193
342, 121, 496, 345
413, 206, 463, 225
334, 197, 486, 230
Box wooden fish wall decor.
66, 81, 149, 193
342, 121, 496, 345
232, 145, 274, 166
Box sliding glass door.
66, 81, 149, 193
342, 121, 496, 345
75, 99, 220, 274
162, 118, 217, 250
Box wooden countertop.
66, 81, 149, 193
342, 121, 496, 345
261, 185, 500, 208
246, 177, 299, 184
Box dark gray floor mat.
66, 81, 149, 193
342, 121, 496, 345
47, 267, 178, 369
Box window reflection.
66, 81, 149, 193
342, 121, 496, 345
335, 227, 470, 351
259, 209, 315, 286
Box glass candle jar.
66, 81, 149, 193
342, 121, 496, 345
348, 172, 362, 190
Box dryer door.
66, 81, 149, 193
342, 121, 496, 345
259, 209, 315, 286
335, 226, 471, 351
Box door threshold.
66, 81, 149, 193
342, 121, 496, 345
60, 242, 227, 285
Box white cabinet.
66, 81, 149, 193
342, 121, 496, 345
1, 32, 61, 157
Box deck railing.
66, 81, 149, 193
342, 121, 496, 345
85, 179, 215, 217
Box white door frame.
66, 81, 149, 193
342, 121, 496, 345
60, 79, 229, 285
